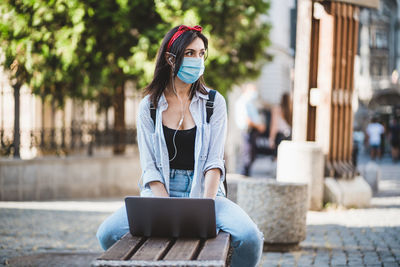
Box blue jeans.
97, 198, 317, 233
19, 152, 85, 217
96, 169, 264, 267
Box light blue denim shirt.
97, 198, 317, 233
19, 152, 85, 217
137, 88, 227, 198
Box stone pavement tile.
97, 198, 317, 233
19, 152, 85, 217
348, 255, 363, 262
312, 238, 326, 248
381, 257, 398, 264
259, 252, 281, 267
331, 255, 347, 265
382, 262, 400, 267
312, 263, 330, 267
379, 251, 397, 263
279, 253, 296, 266
393, 249, 400, 261
260, 261, 278, 267
263, 252, 282, 260
258, 261, 280, 267
313, 255, 331, 266
361, 244, 377, 251
348, 259, 364, 266
301, 236, 314, 248
297, 254, 314, 266
364, 257, 382, 265
343, 236, 358, 245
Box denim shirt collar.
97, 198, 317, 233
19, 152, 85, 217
158, 88, 209, 108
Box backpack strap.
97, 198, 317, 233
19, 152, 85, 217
150, 102, 157, 127
206, 89, 216, 123
206, 89, 228, 196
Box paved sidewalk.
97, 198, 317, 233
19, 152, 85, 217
0, 154, 399, 266
255, 154, 400, 267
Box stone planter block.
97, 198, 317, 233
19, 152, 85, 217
234, 177, 308, 248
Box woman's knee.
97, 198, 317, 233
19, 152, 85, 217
236, 225, 264, 251
96, 206, 129, 251
230, 226, 263, 267
96, 221, 117, 251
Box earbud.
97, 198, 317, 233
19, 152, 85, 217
166, 52, 176, 66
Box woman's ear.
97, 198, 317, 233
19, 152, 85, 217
165, 52, 176, 67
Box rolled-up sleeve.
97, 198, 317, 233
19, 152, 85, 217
137, 97, 164, 188
203, 92, 227, 181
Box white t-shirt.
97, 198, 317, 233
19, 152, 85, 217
366, 123, 384, 146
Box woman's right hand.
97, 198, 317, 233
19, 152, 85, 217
149, 181, 169, 197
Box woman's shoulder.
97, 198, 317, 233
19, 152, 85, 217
138, 94, 151, 109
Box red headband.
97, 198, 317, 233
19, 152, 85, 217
166, 25, 202, 52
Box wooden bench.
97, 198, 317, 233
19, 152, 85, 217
92, 231, 231, 267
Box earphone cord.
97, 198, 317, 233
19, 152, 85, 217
169, 67, 186, 162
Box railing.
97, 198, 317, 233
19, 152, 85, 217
0, 126, 137, 158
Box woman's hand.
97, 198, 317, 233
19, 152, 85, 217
149, 181, 169, 197
203, 168, 221, 199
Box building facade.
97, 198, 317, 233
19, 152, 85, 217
355, 0, 400, 128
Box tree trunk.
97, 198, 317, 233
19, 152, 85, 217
13, 84, 21, 158
113, 84, 125, 155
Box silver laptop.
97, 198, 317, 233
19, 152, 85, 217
125, 196, 217, 238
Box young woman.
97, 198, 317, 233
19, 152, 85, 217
96, 25, 263, 267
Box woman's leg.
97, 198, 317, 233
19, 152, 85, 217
215, 196, 264, 267
96, 205, 129, 250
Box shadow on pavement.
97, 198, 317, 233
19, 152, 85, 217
5, 251, 100, 267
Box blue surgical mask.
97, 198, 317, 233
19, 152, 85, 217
177, 57, 205, 84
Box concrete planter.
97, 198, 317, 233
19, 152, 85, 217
227, 174, 308, 251
0, 155, 141, 201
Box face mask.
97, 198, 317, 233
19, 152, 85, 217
177, 57, 205, 84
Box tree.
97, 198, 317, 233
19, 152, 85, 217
1, 2, 36, 158
0, 0, 90, 157
150, 0, 272, 95
73, 1, 165, 154
1, 0, 271, 156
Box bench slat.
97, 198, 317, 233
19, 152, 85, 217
163, 238, 200, 260
130, 237, 172, 261
98, 233, 143, 260
197, 231, 230, 261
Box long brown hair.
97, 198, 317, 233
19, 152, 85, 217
144, 26, 209, 107
280, 92, 292, 126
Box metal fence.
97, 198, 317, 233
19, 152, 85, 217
0, 126, 137, 158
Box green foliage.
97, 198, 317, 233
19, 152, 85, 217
0, 0, 271, 106
0, 0, 87, 106
73, 0, 165, 109
158, 0, 271, 95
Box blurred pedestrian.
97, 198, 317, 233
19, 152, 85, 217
269, 92, 292, 158
234, 83, 266, 176
389, 118, 400, 162
366, 117, 385, 160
